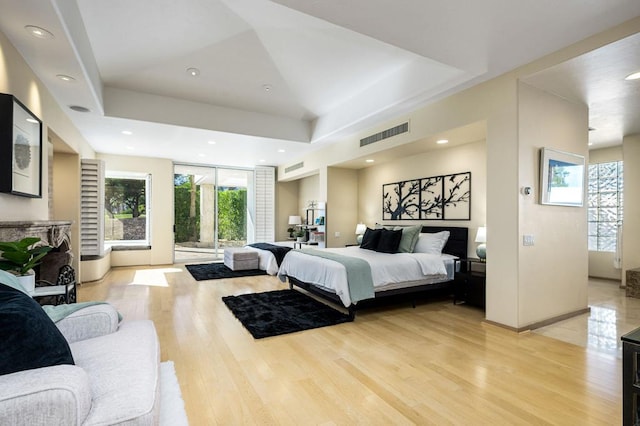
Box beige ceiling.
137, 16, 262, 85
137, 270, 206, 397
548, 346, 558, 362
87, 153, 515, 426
0, 0, 639, 168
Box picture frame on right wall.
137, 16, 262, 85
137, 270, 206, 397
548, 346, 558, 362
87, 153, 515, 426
539, 147, 585, 207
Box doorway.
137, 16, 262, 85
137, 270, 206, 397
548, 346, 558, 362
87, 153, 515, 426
173, 164, 254, 263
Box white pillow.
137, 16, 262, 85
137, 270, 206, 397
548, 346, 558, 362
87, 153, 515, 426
413, 231, 450, 254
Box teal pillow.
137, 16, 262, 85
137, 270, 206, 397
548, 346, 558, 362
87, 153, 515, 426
397, 225, 422, 253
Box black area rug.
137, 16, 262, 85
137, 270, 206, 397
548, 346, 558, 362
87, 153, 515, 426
222, 290, 353, 339
185, 263, 267, 281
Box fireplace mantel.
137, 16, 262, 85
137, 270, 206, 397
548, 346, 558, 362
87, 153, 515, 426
0, 220, 73, 284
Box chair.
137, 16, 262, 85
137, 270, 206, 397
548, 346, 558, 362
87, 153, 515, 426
33, 264, 76, 305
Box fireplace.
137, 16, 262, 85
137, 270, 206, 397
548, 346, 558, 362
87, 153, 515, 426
0, 220, 74, 302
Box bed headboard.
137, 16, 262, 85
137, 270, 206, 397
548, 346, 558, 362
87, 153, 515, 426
420, 226, 468, 259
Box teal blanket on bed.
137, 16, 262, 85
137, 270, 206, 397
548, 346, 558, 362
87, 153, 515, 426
297, 249, 374, 303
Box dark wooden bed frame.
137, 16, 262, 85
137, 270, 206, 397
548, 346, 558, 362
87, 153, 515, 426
287, 226, 469, 319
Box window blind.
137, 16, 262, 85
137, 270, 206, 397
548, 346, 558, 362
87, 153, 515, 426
80, 159, 105, 256
254, 166, 275, 242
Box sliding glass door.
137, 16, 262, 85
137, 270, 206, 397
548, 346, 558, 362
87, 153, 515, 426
173, 164, 254, 262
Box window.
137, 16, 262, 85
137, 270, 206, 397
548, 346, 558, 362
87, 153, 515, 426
588, 161, 623, 252
104, 172, 151, 245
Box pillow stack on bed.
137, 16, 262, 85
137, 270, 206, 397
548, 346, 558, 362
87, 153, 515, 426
359, 225, 450, 255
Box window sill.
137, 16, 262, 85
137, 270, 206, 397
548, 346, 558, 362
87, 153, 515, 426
109, 245, 151, 251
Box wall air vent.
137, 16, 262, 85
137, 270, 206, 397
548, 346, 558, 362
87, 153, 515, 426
360, 122, 409, 147
285, 162, 304, 173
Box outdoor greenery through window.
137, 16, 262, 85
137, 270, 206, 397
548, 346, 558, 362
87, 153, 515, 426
174, 174, 247, 245
588, 161, 623, 252
105, 173, 150, 244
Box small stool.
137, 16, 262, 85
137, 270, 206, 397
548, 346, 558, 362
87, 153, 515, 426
224, 248, 259, 271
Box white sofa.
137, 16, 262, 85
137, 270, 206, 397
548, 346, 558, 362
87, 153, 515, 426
0, 303, 162, 425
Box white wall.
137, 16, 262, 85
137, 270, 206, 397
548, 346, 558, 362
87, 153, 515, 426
358, 140, 487, 257
98, 154, 174, 266
327, 167, 359, 247
0, 30, 95, 222
517, 82, 589, 326
623, 134, 640, 286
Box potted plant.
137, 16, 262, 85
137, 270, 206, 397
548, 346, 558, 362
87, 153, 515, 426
294, 228, 306, 243
287, 226, 296, 239
0, 237, 52, 294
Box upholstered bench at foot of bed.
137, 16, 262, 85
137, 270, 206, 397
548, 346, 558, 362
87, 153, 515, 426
224, 248, 259, 271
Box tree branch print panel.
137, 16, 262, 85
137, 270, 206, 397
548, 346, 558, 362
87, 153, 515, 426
443, 172, 471, 220
420, 176, 443, 220
382, 172, 471, 221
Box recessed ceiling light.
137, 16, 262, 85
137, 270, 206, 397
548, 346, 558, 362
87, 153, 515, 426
208, 140, 216, 145
436, 139, 449, 144
624, 71, 640, 80
588, 142, 594, 146
278, 149, 285, 153
259, 159, 265, 163
122, 130, 133, 135
198, 153, 205, 157
25, 25, 54, 39
187, 67, 200, 77
365, 159, 375, 163
56, 74, 75, 82
69, 105, 90, 113
263, 84, 273, 92
126, 146, 134, 150
26, 118, 38, 124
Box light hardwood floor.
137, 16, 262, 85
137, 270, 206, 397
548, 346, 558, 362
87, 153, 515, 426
79, 265, 621, 425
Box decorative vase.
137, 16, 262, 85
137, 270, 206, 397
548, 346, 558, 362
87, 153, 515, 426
16, 270, 36, 295
476, 244, 486, 260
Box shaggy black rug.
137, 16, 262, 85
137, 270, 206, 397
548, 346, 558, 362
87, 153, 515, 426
222, 290, 353, 339
185, 263, 267, 281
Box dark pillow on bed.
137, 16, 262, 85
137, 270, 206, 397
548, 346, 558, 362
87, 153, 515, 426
376, 228, 403, 253
0, 283, 74, 376
360, 228, 382, 250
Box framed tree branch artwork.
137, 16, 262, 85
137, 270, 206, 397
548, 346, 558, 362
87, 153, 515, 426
420, 176, 443, 219
382, 172, 471, 221
382, 183, 400, 220
0, 94, 43, 198
443, 172, 471, 219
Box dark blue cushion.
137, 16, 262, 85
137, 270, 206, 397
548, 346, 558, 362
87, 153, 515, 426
376, 228, 403, 253
0, 283, 74, 376
360, 228, 382, 251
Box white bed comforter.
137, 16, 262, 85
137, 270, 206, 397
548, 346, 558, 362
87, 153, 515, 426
277, 246, 451, 307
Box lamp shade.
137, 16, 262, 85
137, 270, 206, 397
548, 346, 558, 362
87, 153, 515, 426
288, 215, 301, 226
355, 223, 367, 235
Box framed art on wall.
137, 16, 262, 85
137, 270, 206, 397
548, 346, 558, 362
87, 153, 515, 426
0, 94, 42, 198
539, 147, 585, 207
382, 171, 471, 221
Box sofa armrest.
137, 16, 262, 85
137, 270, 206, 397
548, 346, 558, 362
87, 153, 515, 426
0, 365, 92, 426
56, 304, 120, 343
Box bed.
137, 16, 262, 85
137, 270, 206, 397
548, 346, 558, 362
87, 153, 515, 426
278, 226, 468, 317
244, 242, 294, 275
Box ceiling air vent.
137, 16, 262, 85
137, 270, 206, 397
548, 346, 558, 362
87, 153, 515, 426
285, 161, 304, 174
360, 122, 409, 147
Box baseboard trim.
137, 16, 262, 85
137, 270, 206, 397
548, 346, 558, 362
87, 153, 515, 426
483, 307, 591, 333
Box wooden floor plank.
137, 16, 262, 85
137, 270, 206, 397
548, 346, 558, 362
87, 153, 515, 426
78, 265, 622, 425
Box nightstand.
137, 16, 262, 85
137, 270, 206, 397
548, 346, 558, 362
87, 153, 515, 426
453, 258, 486, 309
